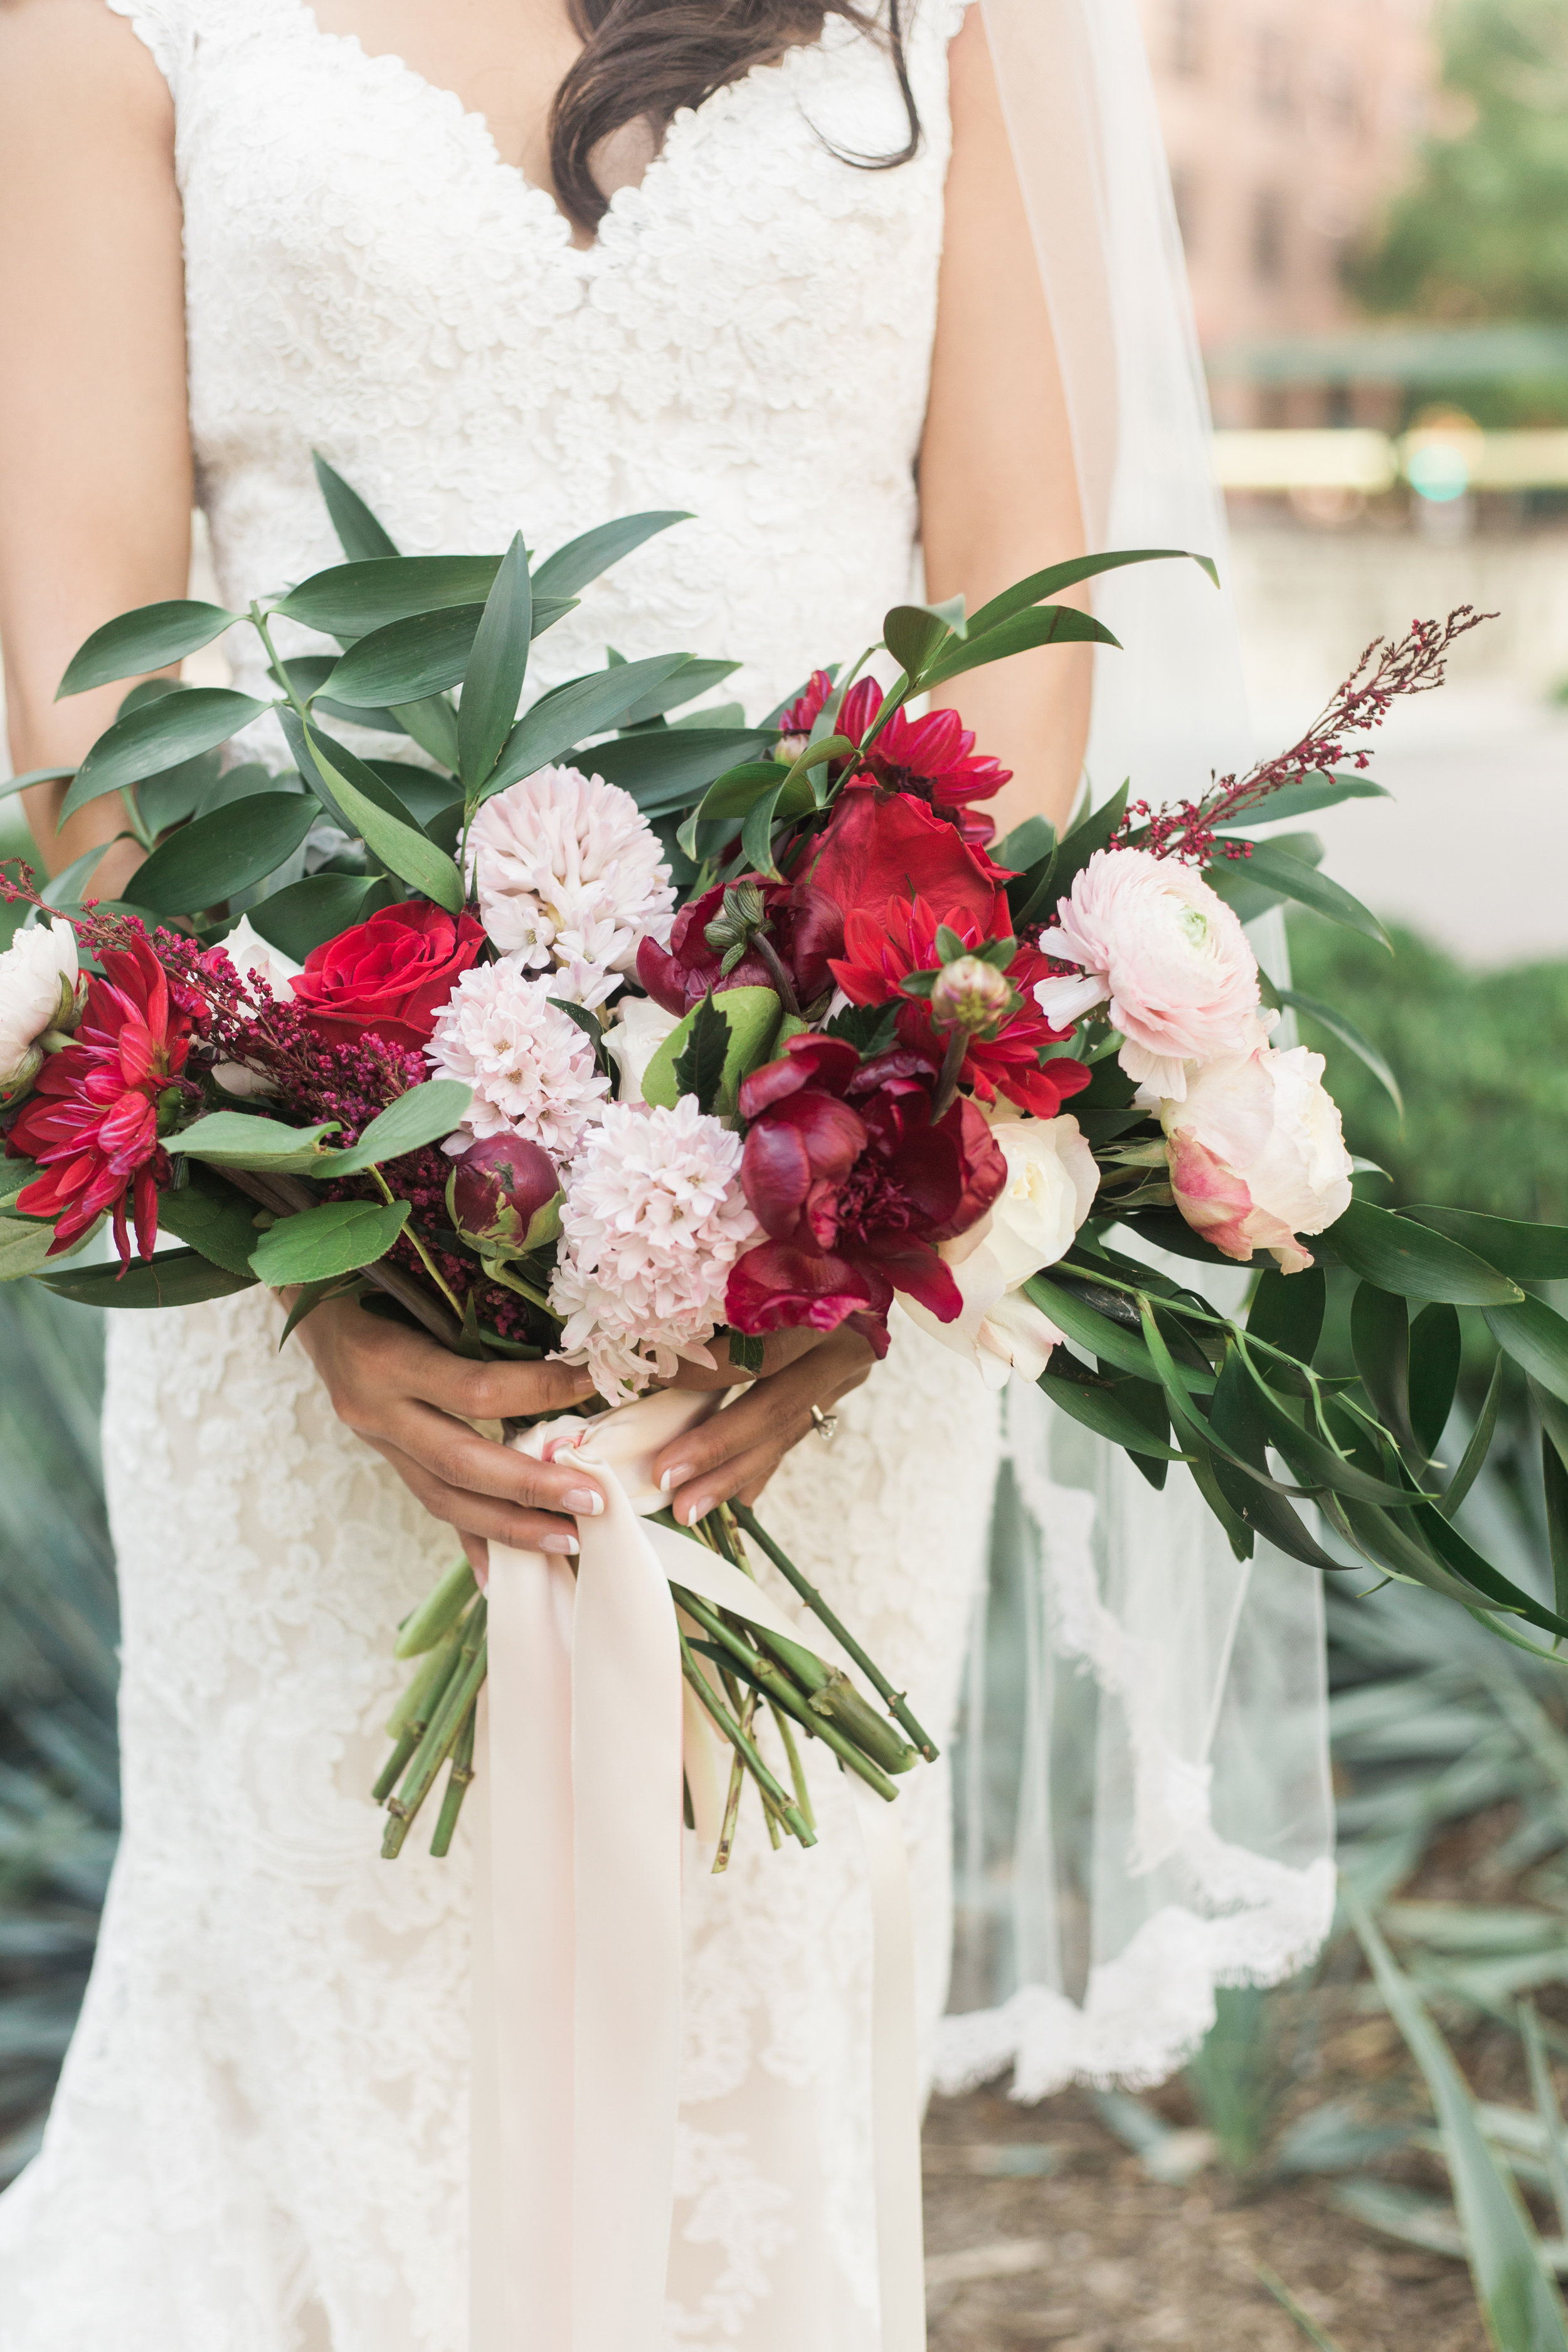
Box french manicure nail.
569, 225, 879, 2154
541, 1530, 579, 1555
684, 1496, 712, 1528
659, 1468, 676, 1494
566, 1486, 604, 1517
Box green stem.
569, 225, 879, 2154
674, 1584, 903, 1799
712, 1688, 755, 1875
731, 1504, 939, 1762
927, 1025, 969, 1128
679, 1633, 815, 1846
384, 1601, 488, 1856
372, 1725, 420, 1805
428, 1700, 478, 1858
369, 1166, 467, 1322
767, 1697, 815, 1835
250, 601, 314, 726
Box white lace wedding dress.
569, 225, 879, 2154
0, 4, 1002, 2346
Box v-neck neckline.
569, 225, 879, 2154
281, 0, 846, 258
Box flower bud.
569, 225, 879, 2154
446, 1133, 562, 1254
930, 955, 1014, 1036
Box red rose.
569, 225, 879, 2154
797, 783, 1006, 935
724, 1032, 1006, 1355
290, 902, 485, 1051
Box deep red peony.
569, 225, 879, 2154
838, 678, 1012, 847
797, 783, 1005, 936
290, 901, 485, 1051
637, 877, 842, 1017
830, 893, 1091, 1120
724, 1033, 1006, 1355
11, 929, 194, 1269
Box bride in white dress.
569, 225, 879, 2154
0, 1, 1104, 2343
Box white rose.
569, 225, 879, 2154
1162, 1043, 1353, 1275
899, 1115, 1096, 1386
211, 917, 302, 1098
0, 918, 80, 1103
603, 995, 682, 1106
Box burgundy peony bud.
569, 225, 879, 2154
446, 1133, 562, 1254
929, 955, 1015, 1036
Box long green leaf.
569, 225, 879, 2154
325, 605, 487, 707
61, 689, 273, 818
1036, 1366, 1187, 1459
1207, 1344, 1348, 1570
923, 603, 1120, 687
1281, 985, 1404, 1119
1234, 1345, 1433, 1508
175, 1111, 341, 1173
1229, 773, 1391, 829
1409, 1302, 1463, 1459
274, 556, 506, 635
0, 764, 77, 800
882, 603, 956, 682
320, 1079, 472, 1175
1439, 1355, 1504, 1521
132, 792, 317, 916
586, 726, 775, 813
1248, 1264, 1327, 1367
38, 1248, 258, 1310
965, 547, 1217, 637
248, 873, 383, 961
312, 451, 400, 561
1237, 842, 1392, 951
1411, 1207, 1568, 1285
250, 1197, 410, 1286
531, 510, 690, 601
302, 731, 463, 913
0, 1218, 65, 1281
1330, 1197, 1523, 1306
56, 600, 241, 699
1349, 1889, 1568, 2352
480, 655, 695, 799
1027, 1271, 1168, 1387
1351, 1282, 1414, 1453
458, 533, 532, 790
1486, 1296, 1568, 1411
617, 657, 741, 727
156, 1169, 267, 1278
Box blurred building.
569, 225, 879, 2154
1141, 0, 1438, 422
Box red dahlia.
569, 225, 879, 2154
829, 893, 1090, 1120
724, 1033, 1005, 1355
839, 679, 1012, 847
10, 929, 194, 1269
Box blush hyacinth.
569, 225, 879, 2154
424, 959, 609, 1157
1033, 846, 1261, 1101
549, 1098, 760, 1402
466, 763, 677, 1010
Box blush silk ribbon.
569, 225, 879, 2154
467, 1385, 927, 2351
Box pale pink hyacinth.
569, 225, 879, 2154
549, 1099, 760, 1402
1162, 1042, 1353, 1274
465, 763, 676, 1010
1034, 846, 1261, 1101
425, 958, 609, 1157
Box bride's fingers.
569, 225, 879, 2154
369, 1438, 583, 1558
657, 1331, 873, 1523
354, 1399, 607, 1523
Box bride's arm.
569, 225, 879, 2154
919, 4, 1093, 839
0, 0, 191, 898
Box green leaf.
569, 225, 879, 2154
923, 603, 1121, 688
0, 1217, 63, 1281
480, 655, 695, 800
38, 1248, 258, 1310
1026, 1273, 1175, 1391
175, 1110, 342, 1173
312, 451, 401, 561
1206, 1344, 1348, 1571
1485, 1295, 1568, 1411
992, 815, 1056, 873
1544, 1428, 1568, 1625
1279, 985, 1404, 1120
1348, 1890, 1568, 2352
40, 840, 113, 911
0, 765, 76, 800
389, 692, 461, 771
131, 792, 317, 916
277, 1272, 364, 1347
1407, 1205, 1568, 1284
458, 534, 532, 790
1234, 842, 1392, 951
824, 1002, 901, 1057
302, 730, 463, 914
1440, 1355, 1504, 1521
531, 510, 690, 601
250, 1197, 411, 1287
1247, 1263, 1327, 1367
1408, 1303, 1462, 1459
586, 728, 776, 815
882, 604, 955, 682
617, 657, 741, 727
136, 750, 225, 834
61, 689, 273, 819
1036, 1365, 1186, 1459
965, 548, 1217, 637
1351, 1283, 1414, 1454
669, 993, 731, 1115
364, 763, 463, 830
325, 605, 488, 707
320, 1079, 472, 1175
0, 1157, 41, 1209
1229, 773, 1390, 829
56, 600, 241, 699
247, 874, 381, 961
275, 556, 506, 637
1233, 1347, 1433, 1508
643, 986, 781, 1119
1050, 783, 1130, 904
155, 1167, 267, 1278
1329, 1197, 1523, 1306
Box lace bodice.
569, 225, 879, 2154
117, 0, 967, 724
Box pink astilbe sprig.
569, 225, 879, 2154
1113, 607, 1493, 865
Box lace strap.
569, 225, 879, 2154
103, 0, 194, 98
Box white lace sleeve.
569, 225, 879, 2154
103, 0, 194, 98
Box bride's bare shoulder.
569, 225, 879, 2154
0, 0, 173, 130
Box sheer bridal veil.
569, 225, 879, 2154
931, 0, 1335, 2099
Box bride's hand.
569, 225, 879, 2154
292, 1295, 599, 1560
650, 1327, 876, 1527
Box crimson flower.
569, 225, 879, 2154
775, 669, 835, 746
797, 782, 1006, 938
291, 901, 485, 1052
839, 679, 1011, 847
724, 1034, 1005, 1355
637, 877, 842, 1016
830, 893, 1090, 1120
10, 929, 194, 1269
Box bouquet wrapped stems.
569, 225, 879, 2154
374, 1503, 936, 1867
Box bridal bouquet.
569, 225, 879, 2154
6, 468, 1568, 1863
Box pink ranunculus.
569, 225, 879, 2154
1034, 847, 1261, 1101
1162, 1043, 1354, 1274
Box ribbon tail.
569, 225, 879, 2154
852, 1779, 928, 2352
